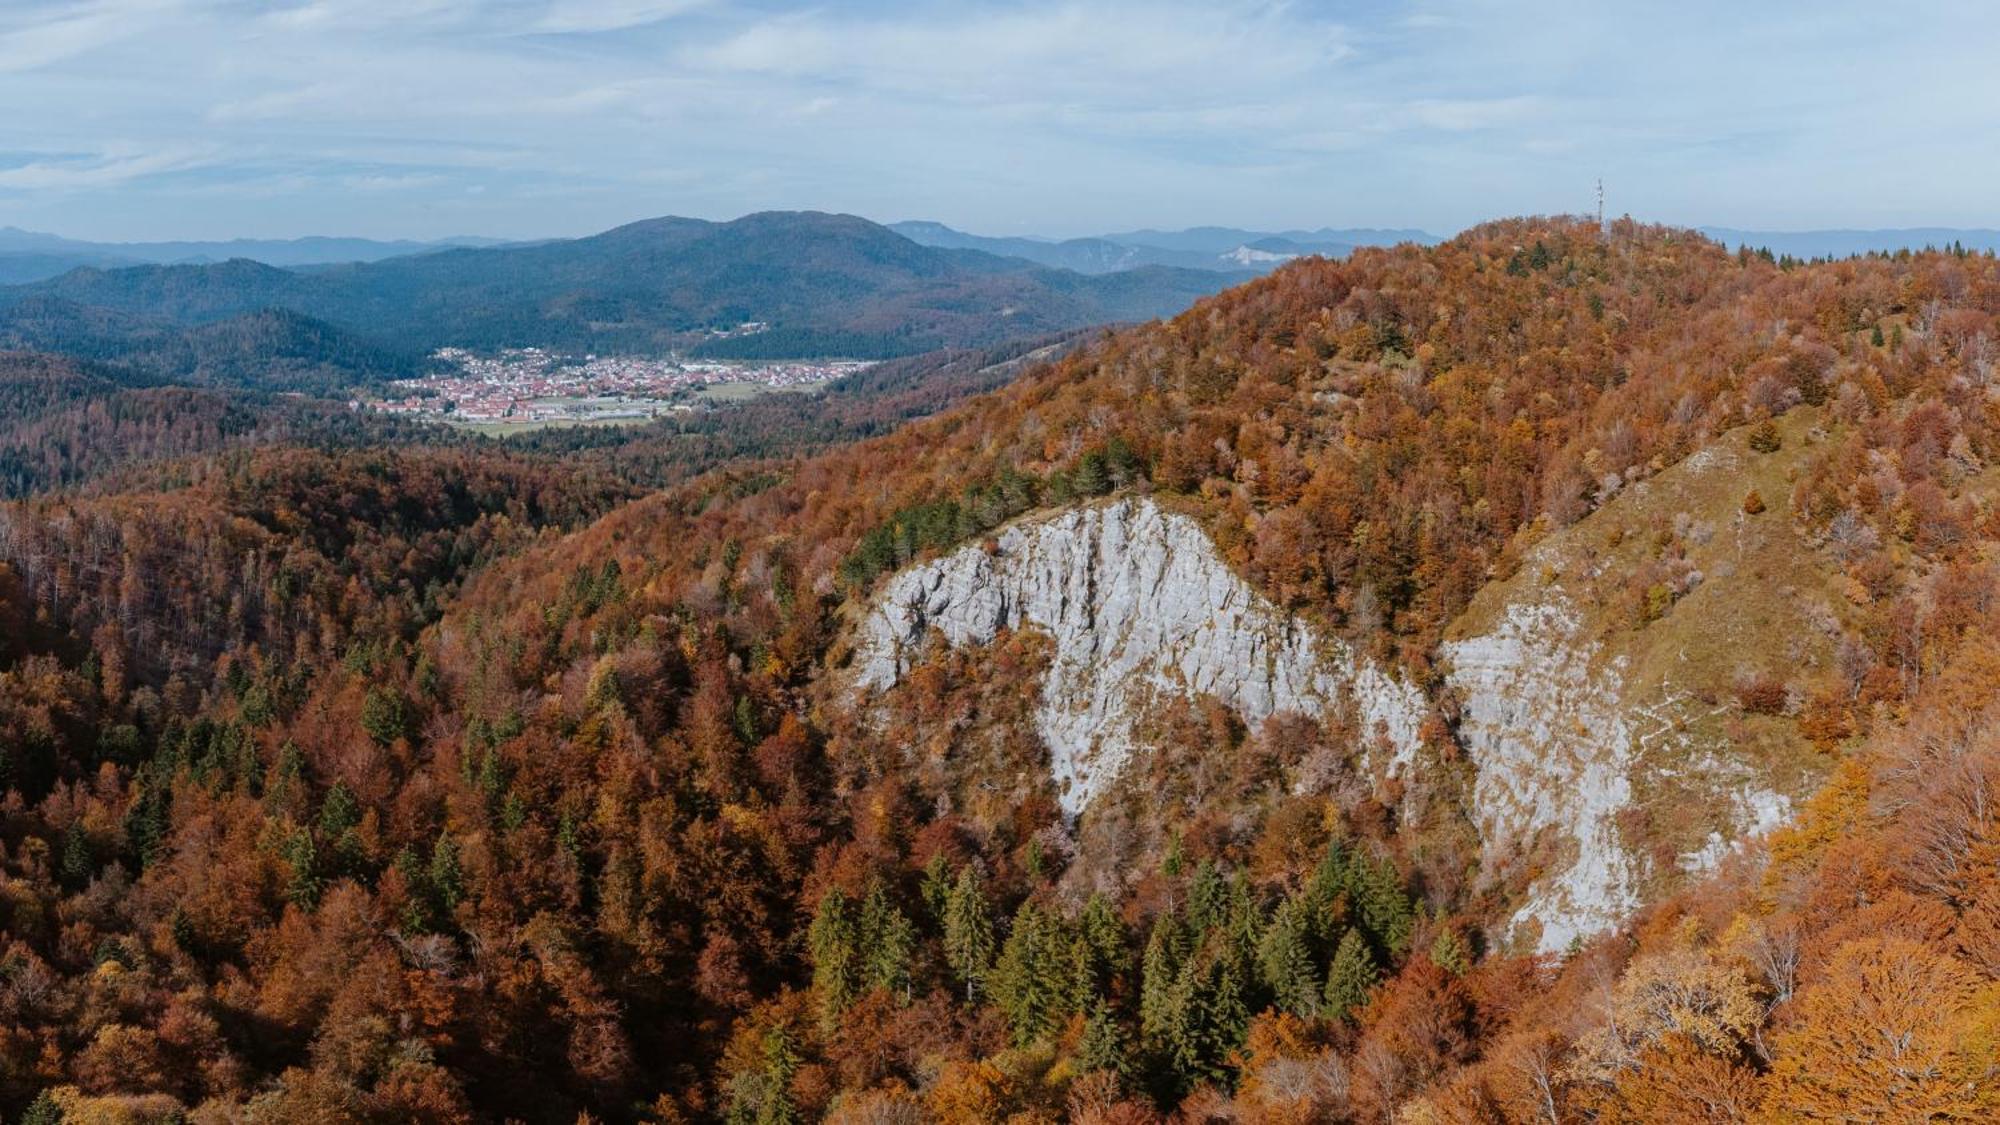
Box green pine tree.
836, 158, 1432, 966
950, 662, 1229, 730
920, 853, 953, 923
584, 659, 623, 712
1167, 941, 1251, 1091
1257, 898, 1322, 1018
19, 1090, 62, 1125
499, 790, 527, 833
1304, 840, 1355, 918
268, 741, 308, 813
280, 828, 321, 910
317, 781, 360, 837
1139, 916, 1185, 1041
57, 821, 91, 889
121, 774, 171, 871
360, 685, 410, 747
1221, 871, 1263, 956
808, 887, 861, 1031
1077, 1000, 1131, 1080
991, 900, 1067, 1045
1072, 450, 1111, 496
1431, 924, 1471, 976
1351, 852, 1416, 956
1186, 860, 1227, 934
732, 1024, 799, 1125
393, 845, 432, 932
858, 881, 916, 1000
428, 835, 465, 913
1324, 927, 1378, 1020
477, 748, 505, 800
942, 866, 995, 1002
1066, 893, 1128, 1008
1870, 323, 1886, 347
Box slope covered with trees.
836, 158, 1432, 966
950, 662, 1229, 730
0, 300, 431, 392
0, 218, 1996, 1121
0, 349, 464, 498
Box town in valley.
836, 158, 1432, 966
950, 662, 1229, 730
367, 346, 873, 431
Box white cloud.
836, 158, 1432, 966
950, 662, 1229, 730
1396, 96, 1545, 133
693, 2, 1352, 106
0, 0, 182, 73
343, 172, 448, 191
0, 145, 217, 189
533, 0, 707, 34
261, 0, 477, 32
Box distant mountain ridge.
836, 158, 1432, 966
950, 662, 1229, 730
890, 219, 1439, 275
1098, 224, 1438, 252
0, 211, 1244, 379
0, 226, 504, 283
1700, 225, 2000, 258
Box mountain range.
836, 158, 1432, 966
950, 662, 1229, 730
889, 220, 1438, 274
12, 218, 1999, 289
897, 219, 2000, 273
0, 226, 504, 283
1700, 225, 2000, 257
0, 211, 1245, 381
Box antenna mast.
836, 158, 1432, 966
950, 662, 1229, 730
1596, 178, 1607, 237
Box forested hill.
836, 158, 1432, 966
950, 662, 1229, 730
0, 301, 431, 393
0, 348, 465, 498
0, 211, 1244, 369
2, 218, 1999, 1121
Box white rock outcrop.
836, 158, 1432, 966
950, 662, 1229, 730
854, 498, 1425, 817
1442, 599, 1643, 952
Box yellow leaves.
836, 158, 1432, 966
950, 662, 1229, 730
926, 1059, 1017, 1124
1841, 573, 1872, 605
758, 647, 790, 681
44, 1085, 187, 1125
1762, 938, 1991, 1123
717, 801, 764, 839
1764, 756, 1871, 882
1569, 921, 1762, 1086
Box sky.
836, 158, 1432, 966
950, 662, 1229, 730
2, 0, 1998, 242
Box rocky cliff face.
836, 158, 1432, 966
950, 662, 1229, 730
1440, 422, 1836, 952
853, 432, 1832, 951
853, 497, 1426, 817
1442, 598, 1645, 951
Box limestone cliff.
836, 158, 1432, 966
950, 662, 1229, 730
1441, 414, 1838, 952
853, 497, 1426, 816
852, 416, 1844, 953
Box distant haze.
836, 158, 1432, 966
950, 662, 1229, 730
9, 215, 2000, 289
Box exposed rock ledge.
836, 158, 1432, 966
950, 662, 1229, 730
853, 498, 1426, 817
1442, 599, 1643, 952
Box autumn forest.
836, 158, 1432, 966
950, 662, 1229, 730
0, 216, 1998, 1124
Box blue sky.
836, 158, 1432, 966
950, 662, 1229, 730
2, 0, 1997, 241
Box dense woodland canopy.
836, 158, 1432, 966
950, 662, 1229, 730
0, 218, 1997, 1121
